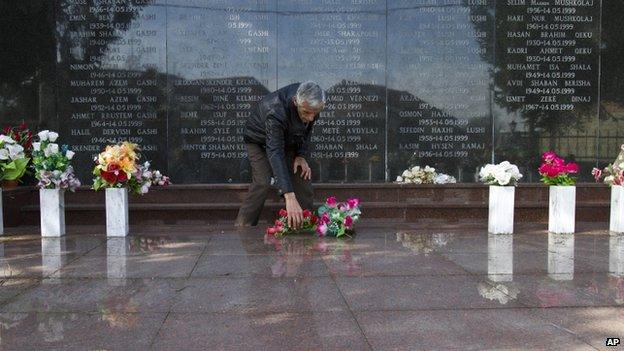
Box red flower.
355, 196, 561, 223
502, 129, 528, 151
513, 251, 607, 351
347, 198, 360, 209
321, 212, 330, 224
18, 122, 27, 131
2, 126, 9, 134
539, 164, 560, 178
542, 151, 558, 163
564, 162, 579, 174
12, 132, 20, 142
344, 216, 353, 228
266, 227, 277, 235
310, 215, 318, 225
117, 171, 128, 182
278, 208, 288, 217
326, 196, 337, 207
100, 170, 118, 184
303, 209, 312, 218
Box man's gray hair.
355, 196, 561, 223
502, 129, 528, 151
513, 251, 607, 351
295, 81, 325, 109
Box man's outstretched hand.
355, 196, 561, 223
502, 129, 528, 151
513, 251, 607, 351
284, 192, 303, 229
293, 156, 312, 180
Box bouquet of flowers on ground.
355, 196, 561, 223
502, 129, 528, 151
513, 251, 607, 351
2, 123, 33, 155
479, 161, 523, 186
0, 133, 30, 183
92, 141, 170, 194
316, 197, 361, 237
266, 208, 318, 236
395, 165, 456, 184
592, 144, 624, 186
538, 151, 579, 186
31, 130, 81, 191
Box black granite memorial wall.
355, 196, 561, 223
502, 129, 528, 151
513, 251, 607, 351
1, 0, 621, 184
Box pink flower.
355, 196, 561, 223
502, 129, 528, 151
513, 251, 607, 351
347, 198, 360, 209
316, 223, 328, 236
326, 196, 337, 207
344, 216, 353, 228
278, 209, 288, 217
564, 162, 579, 174
321, 212, 330, 224
591, 167, 602, 182
542, 151, 559, 163
539, 163, 560, 178
338, 203, 348, 212
266, 227, 277, 235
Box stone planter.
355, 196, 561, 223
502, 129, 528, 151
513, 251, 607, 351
610, 185, 624, 234
488, 186, 515, 234
106, 188, 129, 237
548, 186, 576, 234
548, 233, 574, 280
40, 189, 66, 237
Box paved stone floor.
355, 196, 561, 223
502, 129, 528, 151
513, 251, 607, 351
0, 222, 622, 350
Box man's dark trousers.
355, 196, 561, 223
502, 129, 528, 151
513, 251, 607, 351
235, 143, 314, 226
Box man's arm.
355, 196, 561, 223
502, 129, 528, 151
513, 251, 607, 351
265, 114, 304, 228
265, 114, 294, 194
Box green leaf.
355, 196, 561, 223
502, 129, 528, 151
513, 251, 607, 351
1, 158, 30, 181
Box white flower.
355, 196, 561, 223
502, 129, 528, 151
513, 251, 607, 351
0, 135, 15, 144
32, 142, 41, 151
6, 144, 24, 160
410, 166, 420, 173
44, 143, 59, 157
402, 170, 413, 178
37, 130, 50, 141
494, 170, 512, 186
396, 176, 403, 182
424, 165, 435, 173
140, 184, 150, 194
48, 131, 59, 142
65, 150, 75, 160
0, 148, 9, 160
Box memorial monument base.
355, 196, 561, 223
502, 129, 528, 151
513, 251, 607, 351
0, 183, 612, 229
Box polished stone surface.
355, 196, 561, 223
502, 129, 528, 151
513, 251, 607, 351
0, 223, 622, 350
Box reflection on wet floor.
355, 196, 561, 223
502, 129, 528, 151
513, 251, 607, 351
0, 224, 622, 350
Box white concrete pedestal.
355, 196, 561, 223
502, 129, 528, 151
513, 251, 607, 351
106, 188, 129, 237
610, 185, 624, 234
548, 186, 576, 234
488, 186, 515, 234
40, 189, 66, 237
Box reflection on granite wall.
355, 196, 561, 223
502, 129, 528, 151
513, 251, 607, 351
1, 0, 622, 183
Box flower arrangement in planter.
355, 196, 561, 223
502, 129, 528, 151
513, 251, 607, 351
92, 141, 170, 194
32, 130, 81, 237
538, 151, 579, 186
2, 123, 33, 155
479, 161, 523, 186
592, 144, 624, 186
593, 144, 624, 234
32, 130, 81, 191
92, 141, 170, 237
479, 161, 523, 234
395, 165, 456, 184
266, 197, 362, 238
0, 134, 30, 185
539, 151, 578, 234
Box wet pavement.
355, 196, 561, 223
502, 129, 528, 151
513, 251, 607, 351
0, 223, 622, 350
